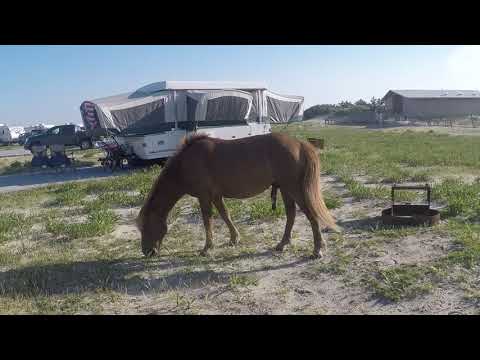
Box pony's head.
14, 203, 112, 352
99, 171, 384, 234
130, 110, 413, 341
136, 133, 209, 257
136, 206, 167, 257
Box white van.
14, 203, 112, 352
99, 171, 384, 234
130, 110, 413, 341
80, 81, 304, 160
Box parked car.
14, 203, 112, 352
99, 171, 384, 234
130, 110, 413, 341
18, 129, 45, 145
24, 124, 93, 151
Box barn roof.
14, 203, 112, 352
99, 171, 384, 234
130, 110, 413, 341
383, 90, 480, 100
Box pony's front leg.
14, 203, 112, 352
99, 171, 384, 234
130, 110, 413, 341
275, 191, 296, 252
213, 197, 240, 246
199, 198, 214, 256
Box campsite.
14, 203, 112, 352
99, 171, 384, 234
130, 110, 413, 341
0, 118, 479, 314
1, 45, 480, 315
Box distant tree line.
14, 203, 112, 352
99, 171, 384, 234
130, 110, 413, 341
304, 97, 385, 120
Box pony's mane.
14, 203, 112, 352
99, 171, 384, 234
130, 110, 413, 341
163, 133, 211, 172
136, 133, 210, 231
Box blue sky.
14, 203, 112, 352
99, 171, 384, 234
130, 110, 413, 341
1, 45, 479, 126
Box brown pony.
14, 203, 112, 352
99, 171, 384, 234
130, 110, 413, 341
136, 132, 339, 259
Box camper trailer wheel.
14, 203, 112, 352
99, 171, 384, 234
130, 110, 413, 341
103, 158, 114, 172
120, 158, 129, 169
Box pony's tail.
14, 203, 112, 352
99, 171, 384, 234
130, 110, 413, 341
301, 142, 341, 233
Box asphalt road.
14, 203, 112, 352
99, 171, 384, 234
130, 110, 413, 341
0, 166, 124, 193
0, 147, 31, 158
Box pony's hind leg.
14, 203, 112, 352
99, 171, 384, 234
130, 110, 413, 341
275, 190, 296, 252
304, 209, 326, 259
271, 184, 279, 210
199, 198, 214, 256
213, 197, 240, 246
290, 191, 327, 259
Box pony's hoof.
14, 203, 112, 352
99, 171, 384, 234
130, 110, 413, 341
274, 242, 287, 252
311, 250, 324, 259
200, 247, 213, 256
144, 248, 158, 257
229, 233, 240, 246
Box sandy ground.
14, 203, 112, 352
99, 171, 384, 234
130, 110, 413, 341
64, 175, 477, 315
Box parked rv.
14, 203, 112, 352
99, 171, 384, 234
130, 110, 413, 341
0, 125, 25, 145
80, 81, 304, 161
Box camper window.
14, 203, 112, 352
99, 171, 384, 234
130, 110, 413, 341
267, 96, 301, 123
205, 96, 249, 122
111, 98, 167, 135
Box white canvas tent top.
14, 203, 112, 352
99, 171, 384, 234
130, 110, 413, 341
80, 81, 304, 136
9, 126, 24, 140
134, 81, 268, 92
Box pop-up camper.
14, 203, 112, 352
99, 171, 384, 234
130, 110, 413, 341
80, 81, 304, 160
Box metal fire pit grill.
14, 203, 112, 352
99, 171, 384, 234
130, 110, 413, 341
381, 184, 440, 226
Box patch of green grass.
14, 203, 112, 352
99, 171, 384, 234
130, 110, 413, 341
0, 249, 22, 267
0, 291, 121, 314
193, 195, 285, 222
0, 212, 33, 243
170, 292, 198, 314
222, 198, 246, 220
432, 178, 480, 220
1, 159, 31, 175
43, 165, 162, 200
84, 165, 162, 195
228, 274, 259, 289
48, 187, 87, 207
38, 165, 160, 214
369, 224, 425, 240
0, 213, 26, 236
338, 170, 390, 200
367, 264, 440, 302
315, 251, 352, 275
96, 192, 144, 208
323, 191, 342, 209
442, 222, 480, 269
0, 187, 50, 209
380, 167, 413, 184
462, 287, 480, 304
278, 126, 480, 191
81, 199, 109, 214
249, 196, 285, 220
46, 209, 118, 239
409, 170, 431, 182
364, 220, 479, 302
